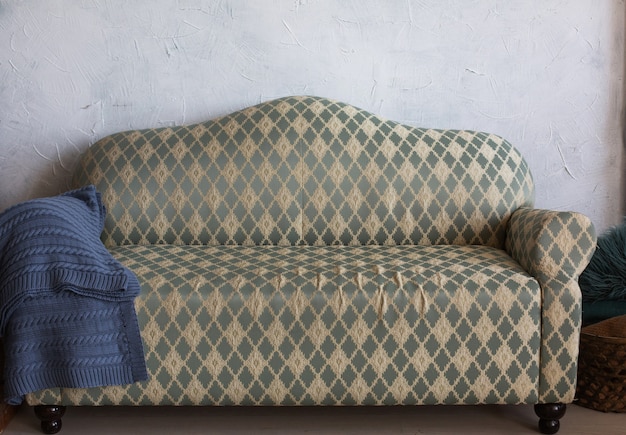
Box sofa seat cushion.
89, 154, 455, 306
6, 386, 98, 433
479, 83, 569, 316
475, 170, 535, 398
53, 244, 541, 406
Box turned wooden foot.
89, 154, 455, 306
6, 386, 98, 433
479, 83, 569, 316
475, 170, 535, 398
34, 405, 66, 434
534, 403, 566, 434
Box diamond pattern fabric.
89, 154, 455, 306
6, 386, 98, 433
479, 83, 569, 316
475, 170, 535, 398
505, 208, 596, 402
28, 244, 541, 406
72, 96, 534, 248
25, 96, 597, 409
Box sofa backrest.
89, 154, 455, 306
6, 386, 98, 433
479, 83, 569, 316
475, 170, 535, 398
73, 96, 534, 248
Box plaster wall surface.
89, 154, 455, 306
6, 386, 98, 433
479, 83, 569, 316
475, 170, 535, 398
0, 0, 624, 231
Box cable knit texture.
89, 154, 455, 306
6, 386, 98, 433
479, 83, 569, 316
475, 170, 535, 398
0, 185, 147, 404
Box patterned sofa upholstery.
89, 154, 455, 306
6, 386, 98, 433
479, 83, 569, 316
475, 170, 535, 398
27, 96, 596, 434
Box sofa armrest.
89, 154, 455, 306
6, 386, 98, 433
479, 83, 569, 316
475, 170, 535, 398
505, 207, 596, 403
506, 207, 596, 282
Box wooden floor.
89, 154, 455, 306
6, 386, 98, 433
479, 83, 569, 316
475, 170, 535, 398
3, 403, 626, 435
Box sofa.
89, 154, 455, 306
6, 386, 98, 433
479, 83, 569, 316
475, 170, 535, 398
24, 96, 596, 434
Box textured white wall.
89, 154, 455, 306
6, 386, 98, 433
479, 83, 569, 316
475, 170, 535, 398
1, 1, 624, 231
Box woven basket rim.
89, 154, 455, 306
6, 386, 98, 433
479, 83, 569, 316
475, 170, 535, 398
577, 314, 626, 412
580, 334, 626, 346
582, 314, 626, 339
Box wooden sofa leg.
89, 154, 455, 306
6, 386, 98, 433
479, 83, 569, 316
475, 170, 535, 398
534, 403, 566, 434
34, 406, 66, 434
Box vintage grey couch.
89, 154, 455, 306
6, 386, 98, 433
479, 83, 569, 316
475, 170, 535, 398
27, 96, 596, 434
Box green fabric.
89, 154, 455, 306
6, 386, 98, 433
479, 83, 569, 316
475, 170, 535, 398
23, 96, 595, 408
72, 97, 534, 249
29, 244, 541, 406
505, 207, 596, 402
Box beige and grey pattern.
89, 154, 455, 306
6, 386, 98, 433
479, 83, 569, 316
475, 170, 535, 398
72, 96, 534, 249
28, 244, 541, 406
26, 96, 596, 409
506, 208, 596, 403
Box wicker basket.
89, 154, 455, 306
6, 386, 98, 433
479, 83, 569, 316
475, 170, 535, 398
576, 314, 626, 412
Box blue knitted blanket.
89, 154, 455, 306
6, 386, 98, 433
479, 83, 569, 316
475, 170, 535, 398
0, 185, 147, 404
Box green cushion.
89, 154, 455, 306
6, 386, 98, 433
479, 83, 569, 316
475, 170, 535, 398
41, 244, 541, 406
